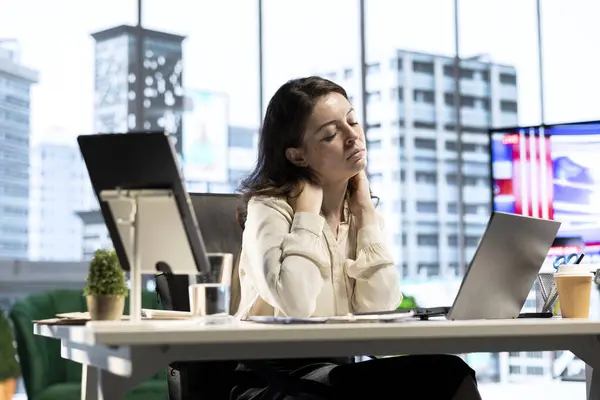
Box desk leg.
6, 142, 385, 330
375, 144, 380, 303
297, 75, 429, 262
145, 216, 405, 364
571, 336, 600, 400
586, 365, 600, 400
81, 365, 128, 400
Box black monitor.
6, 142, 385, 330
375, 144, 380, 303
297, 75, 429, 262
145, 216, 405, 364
77, 132, 211, 276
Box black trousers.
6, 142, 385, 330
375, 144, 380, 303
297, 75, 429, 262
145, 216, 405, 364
231, 354, 478, 399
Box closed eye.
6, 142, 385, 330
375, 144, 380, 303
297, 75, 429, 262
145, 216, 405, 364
323, 133, 337, 142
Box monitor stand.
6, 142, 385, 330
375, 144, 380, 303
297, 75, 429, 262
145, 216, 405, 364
100, 189, 201, 322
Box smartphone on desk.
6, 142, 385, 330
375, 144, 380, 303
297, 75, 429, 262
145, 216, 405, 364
517, 312, 553, 319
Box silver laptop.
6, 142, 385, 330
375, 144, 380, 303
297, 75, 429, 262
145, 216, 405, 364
446, 212, 561, 320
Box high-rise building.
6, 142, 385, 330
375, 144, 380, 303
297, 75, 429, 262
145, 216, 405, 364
0, 41, 38, 259
91, 25, 186, 152
29, 141, 94, 261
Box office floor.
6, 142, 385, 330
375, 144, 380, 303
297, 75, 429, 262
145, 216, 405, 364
478, 381, 585, 399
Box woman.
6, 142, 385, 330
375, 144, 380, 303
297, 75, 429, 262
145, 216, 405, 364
232, 76, 482, 399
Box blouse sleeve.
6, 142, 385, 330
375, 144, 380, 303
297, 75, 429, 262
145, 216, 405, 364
242, 198, 329, 317
345, 214, 402, 312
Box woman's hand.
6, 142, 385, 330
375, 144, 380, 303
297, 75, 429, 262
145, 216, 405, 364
349, 171, 377, 227
288, 180, 323, 214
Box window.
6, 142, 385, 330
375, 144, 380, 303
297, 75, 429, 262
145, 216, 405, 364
390, 87, 404, 101
393, 169, 405, 181
413, 121, 436, 129
448, 235, 481, 247
500, 100, 518, 113
413, 61, 434, 74
391, 136, 405, 147
413, 89, 435, 104
460, 95, 476, 108
499, 72, 517, 85
414, 138, 436, 150
418, 262, 440, 277
415, 171, 437, 183
444, 92, 454, 106
416, 201, 437, 213
417, 234, 438, 246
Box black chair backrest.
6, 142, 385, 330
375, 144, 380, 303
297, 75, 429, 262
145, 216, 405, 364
155, 192, 244, 313
154, 192, 245, 400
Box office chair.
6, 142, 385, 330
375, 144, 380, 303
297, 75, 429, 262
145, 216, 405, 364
154, 193, 244, 400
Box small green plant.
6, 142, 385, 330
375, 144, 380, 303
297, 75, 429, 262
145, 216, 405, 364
83, 249, 128, 297
0, 308, 20, 382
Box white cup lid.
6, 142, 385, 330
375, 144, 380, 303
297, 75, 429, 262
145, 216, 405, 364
555, 264, 594, 277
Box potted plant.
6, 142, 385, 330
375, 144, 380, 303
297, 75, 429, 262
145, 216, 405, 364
0, 308, 19, 400
84, 249, 129, 321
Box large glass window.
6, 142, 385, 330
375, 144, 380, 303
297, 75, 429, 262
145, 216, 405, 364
0, 1, 592, 397
542, 0, 600, 123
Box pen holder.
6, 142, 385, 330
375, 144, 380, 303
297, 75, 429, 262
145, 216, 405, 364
536, 272, 561, 316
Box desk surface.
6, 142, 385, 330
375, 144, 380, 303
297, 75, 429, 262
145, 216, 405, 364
34, 318, 600, 347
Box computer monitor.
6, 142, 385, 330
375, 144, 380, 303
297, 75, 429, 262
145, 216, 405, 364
77, 132, 211, 276
489, 120, 600, 264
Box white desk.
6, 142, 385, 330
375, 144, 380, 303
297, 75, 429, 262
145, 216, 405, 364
35, 318, 600, 400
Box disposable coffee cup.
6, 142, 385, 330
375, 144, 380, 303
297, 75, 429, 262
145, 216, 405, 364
188, 253, 233, 324
555, 264, 594, 318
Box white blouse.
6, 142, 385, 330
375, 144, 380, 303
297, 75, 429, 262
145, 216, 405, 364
235, 196, 402, 319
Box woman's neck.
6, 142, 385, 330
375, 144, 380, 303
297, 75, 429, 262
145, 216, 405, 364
320, 181, 347, 222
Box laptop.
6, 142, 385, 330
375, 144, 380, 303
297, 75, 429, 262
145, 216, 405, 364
357, 212, 561, 320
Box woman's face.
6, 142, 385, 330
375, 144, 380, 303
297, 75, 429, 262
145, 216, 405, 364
286, 92, 367, 185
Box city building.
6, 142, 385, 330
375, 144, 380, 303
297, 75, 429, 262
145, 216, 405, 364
91, 25, 186, 152
29, 141, 94, 261
0, 40, 38, 259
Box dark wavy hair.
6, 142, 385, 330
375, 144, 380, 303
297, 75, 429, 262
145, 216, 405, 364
239, 76, 374, 205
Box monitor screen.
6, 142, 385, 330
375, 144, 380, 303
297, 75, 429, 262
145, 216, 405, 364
489, 121, 600, 263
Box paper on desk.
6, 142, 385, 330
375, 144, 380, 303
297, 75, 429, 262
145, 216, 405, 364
246, 311, 415, 325
53, 309, 192, 321
326, 311, 415, 323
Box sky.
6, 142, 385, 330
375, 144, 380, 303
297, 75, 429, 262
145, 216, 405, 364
1, 0, 600, 146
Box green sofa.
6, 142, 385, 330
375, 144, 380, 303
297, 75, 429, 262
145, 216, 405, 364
9, 289, 168, 400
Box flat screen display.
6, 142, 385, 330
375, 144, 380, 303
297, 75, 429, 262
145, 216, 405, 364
490, 121, 600, 264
